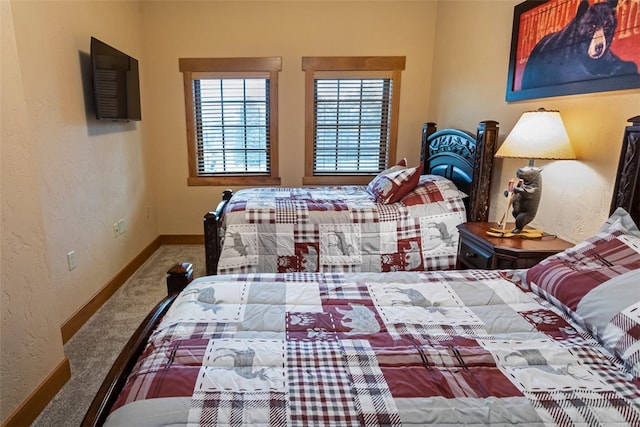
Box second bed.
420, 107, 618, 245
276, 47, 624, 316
205, 120, 499, 275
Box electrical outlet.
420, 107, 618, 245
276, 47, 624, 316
113, 222, 119, 238
118, 218, 126, 235
67, 251, 76, 271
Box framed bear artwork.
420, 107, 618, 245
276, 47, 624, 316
506, 0, 640, 101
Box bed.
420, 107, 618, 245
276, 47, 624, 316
83, 116, 640, 427
203, 120, 499, 275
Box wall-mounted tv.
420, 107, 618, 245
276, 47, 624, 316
90, 37, 141, 121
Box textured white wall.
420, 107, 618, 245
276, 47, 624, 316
1, 1, 65, 420
10, 1, 157, 325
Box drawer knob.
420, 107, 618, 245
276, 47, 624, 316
465, 252, 477, 258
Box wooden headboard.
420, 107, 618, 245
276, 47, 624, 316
610, 115, 640, 225
420, 120, 499, 223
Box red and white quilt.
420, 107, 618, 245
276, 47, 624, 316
217, 177, 467, 274
107, 270, 640, 426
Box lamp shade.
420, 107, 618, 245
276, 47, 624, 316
495, 108, 576, 160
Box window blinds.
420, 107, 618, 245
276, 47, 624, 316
314, 78, 392, 175
193, 78, 270, 175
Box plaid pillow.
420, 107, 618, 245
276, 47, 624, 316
526, 208, 640, 375
400, 175, 468, 207
367, 164, 420, 204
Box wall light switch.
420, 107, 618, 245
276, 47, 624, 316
67, 251, 76, 271
118, 218, 126, 235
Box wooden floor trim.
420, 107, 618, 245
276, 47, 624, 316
60, 237, 162, 343
159, 234, 203, 245
60, 235, 202, 343
1, 358, 71, 427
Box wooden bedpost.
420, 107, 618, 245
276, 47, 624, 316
166, 262, 194, 295
468, 120, 499, 222
204, 189, 233, 275
420, 122, 438, 174
610, 115, 640, 223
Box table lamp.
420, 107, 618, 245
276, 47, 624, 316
491, 108, 576, 238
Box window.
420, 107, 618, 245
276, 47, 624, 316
179, 57, 281, 186
302, 56, 405, 185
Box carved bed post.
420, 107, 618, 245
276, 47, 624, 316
204, 189, 233, 276
610, 115, 640, 222
203, 212, 218, 276
420, 122, 438, 174
468, 120, 499, 222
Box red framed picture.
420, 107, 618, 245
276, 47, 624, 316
506, 0, 640, 101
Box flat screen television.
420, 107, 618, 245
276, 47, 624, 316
90, 37, 141, 121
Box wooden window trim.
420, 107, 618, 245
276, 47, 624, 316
180, 57, 281, 186
302, 56, 405, 185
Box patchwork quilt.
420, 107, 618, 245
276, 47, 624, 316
216, 177, 467, 274
107, 270, 640, 426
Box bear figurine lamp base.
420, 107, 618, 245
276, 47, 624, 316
491, 108, 576, 238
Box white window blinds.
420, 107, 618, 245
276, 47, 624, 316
314, 78, 392, 174
193, 78, 270, 175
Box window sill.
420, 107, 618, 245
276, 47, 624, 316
302, 176, 373, 186
188, 176, 281, 186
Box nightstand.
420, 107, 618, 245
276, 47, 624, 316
456, 222, 574, 270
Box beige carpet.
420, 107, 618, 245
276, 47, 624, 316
32, 245, 206, 427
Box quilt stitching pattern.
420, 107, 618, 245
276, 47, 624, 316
219, 185, 466, 274
108, 271, 640, 426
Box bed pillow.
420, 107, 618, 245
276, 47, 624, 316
367, 158, 407, 186
400, 175, 468, 207
367, 161, 420, 204
526, 208, 640, 375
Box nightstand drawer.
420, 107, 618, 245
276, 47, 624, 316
458, 239, 492, 269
